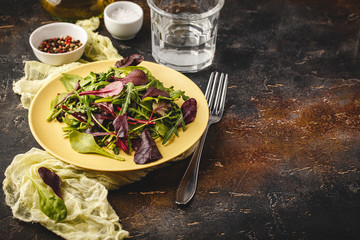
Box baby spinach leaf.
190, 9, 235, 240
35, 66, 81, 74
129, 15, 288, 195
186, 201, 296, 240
154, 122, 169, 138
60, 73, 83, 91
28, 174, 67, 222
69, 131, 125, 161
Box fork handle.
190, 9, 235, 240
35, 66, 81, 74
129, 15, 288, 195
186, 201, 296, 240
175, 123, 210, 204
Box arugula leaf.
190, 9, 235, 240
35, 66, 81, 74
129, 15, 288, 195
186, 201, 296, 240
162, 113, 183, 145
78, 95, 93, 130
120, 83, 135, 115
69, 131, 124, 161
170, 89, 189, 101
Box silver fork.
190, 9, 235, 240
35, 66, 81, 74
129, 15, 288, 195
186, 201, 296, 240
175, 72, 229, 205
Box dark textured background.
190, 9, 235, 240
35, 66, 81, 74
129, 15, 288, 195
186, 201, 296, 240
1, 0, 360, 239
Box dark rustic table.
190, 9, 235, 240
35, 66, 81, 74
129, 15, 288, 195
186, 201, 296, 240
1, 0, 360, 239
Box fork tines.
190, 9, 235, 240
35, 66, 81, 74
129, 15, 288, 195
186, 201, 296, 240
205, 72, 228, 116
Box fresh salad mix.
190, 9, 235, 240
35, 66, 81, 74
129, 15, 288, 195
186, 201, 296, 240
47, 54, 197, 164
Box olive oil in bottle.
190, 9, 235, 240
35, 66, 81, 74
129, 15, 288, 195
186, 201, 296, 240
40, 0, 114, 22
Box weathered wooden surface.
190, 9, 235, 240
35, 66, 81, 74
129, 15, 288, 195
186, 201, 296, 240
1, 0, 360, 239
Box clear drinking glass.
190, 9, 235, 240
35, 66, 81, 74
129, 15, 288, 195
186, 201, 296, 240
147, 0, 224, 73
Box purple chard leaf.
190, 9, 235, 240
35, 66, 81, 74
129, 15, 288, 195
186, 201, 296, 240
181, 98, 197, 124
79, 81, 124, 97
142, 86, 170, 99
115, 54, 144, 68
113, 113, 130, 153
38, 167, 63, 200
131, 138, 141, 151
110, 69, 149, 86
134, 128, 162, 164
118, 69, 149, 86
113, 113, 129, 139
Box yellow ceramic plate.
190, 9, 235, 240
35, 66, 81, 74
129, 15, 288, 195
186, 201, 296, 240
29, 60, 209, 171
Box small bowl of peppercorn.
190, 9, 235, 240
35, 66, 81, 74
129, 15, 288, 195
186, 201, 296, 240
29, 22, 88, 66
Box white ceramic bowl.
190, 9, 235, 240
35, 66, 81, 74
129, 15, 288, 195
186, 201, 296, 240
29, 22, 88, 66
104, 1, 143, 40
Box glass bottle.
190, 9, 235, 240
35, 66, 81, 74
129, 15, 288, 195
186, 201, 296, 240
40, 0, 115, 22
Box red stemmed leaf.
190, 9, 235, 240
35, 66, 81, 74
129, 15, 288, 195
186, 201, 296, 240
79, 81, 124, 97
72, 112, 88, 123
116, 138, 130, 154
113, 113, 130, 153
61, 105, 88, 123
38, 167, 63, 200
93, 102, 116, 118
55, 91, 74, 108
134, 128, 162, 164
86, 130, 115, 137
